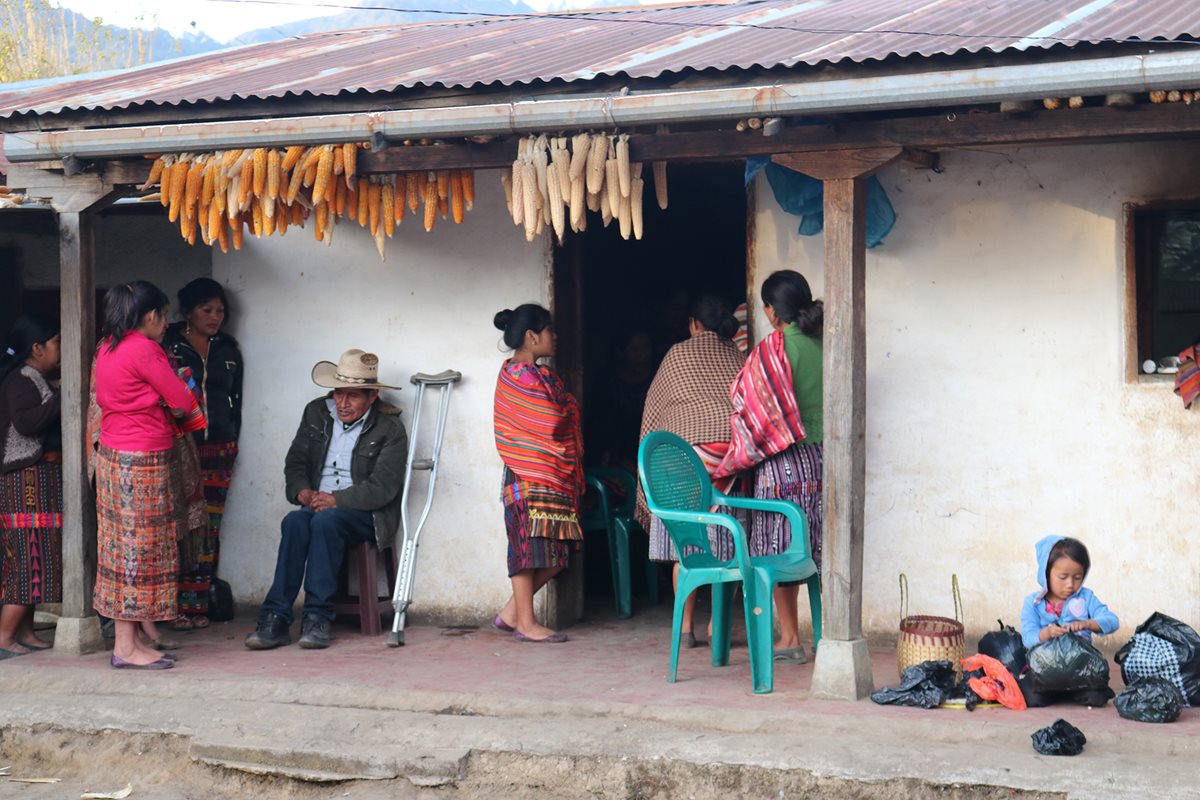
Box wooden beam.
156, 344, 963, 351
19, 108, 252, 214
772, 147, 903, 181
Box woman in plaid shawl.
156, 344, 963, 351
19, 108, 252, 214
637, 293, 746, 647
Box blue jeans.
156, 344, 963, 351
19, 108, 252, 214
259, 507, 375, 624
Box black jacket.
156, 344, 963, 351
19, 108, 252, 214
284, 394, 408, 549
164, 323, 243, 444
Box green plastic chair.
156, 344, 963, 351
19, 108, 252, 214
582, 467, 660, 619
637, 431, 822, 694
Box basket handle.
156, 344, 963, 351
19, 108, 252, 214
951, 573, 962, 623
899, 572, 909, 621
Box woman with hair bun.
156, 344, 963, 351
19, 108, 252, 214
491, 303, 582, 643
0, 313, 63, 657
636, 292, 747, 647
715, 269, 824, 663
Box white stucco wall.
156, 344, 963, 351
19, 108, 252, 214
751, 141, 1200, 646
214, 169, 549, 623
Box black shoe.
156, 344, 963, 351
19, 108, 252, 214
245, 612, 291, 650
298, 615, 331, 649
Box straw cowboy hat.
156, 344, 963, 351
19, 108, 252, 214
311, 349, 401, 391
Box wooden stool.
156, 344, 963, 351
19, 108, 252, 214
333, 541, 398, 636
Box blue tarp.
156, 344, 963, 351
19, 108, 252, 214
745, 156, 897, 248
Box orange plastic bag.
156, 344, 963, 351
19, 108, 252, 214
961, 653, 1027, 711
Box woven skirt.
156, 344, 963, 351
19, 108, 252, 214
502, 469, 576, 577
93, 444, 179, 621
0, 461, 63, 605
177, 440, 237, 616
750, 441, 823, 568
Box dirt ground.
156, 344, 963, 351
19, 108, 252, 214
1, 727, 1066, 800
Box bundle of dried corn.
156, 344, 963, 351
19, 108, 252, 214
502, 132, 663, 244
139, 146, 476, 261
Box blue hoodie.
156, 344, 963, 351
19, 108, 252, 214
1020, 535, 1119, 649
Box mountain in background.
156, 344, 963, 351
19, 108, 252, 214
231, 0, 632, 45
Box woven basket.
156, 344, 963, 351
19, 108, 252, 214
897, 573, 964, 679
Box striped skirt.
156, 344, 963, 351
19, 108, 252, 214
647, 442, 748, 563
93, 444, 179, 621
751, 441, 823, 568
502, 469, 576, 577
178, 441, 238, 616
0, 461, 63, 605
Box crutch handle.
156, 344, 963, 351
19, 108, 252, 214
411, 370, 462, 385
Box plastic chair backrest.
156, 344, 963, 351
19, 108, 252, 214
638, 431, 719, 564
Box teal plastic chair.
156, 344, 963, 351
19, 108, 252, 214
637, 431, 822, 694
582, 467, 660, 619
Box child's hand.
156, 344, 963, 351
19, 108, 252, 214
1041, 624, 1068, 641
1066, 620, 1100, 634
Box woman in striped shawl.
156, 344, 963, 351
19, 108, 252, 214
715, 270, 823, 663
636, 293, 746, 647
492, 304, 582, 644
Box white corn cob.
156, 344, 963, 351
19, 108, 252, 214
618, 192, 632, 240
631, 175, 644, 240
605, 156, 621, 218
616, 134, 631, 198
552, 137, 571, 201
653, 161, 668, 210
547, 160, 565, 243
586, 134, 608, 195
511, 158, 525, 226
522, 161, 539, 242
569, 173, 586, 230
501, 171, 514, 215
569, 133, 591, 182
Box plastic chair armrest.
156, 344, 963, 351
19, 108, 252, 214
718, 494, 811, 560
648, 507, 750, 565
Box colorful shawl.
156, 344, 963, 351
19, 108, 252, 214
494, 360, 583, 498
713, 328, 806, 479
1175, 345, 1200, 409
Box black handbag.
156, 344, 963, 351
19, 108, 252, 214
208, 577, 235, 622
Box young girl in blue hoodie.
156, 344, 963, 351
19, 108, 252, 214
1019, 535, 1119, 707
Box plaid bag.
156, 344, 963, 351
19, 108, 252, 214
1118, 633, 1190, 707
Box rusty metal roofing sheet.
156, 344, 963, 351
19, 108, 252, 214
3, 0, 1199, 119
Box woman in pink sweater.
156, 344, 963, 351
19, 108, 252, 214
94, 281, 202, 670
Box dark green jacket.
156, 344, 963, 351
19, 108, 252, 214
283, 394, 408, 549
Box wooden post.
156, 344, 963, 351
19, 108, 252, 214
772, 150, 899, 700
54, 209, 105, 655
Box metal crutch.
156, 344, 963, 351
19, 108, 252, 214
388, 369, 462, 647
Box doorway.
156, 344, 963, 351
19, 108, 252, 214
553, 161, 749, 616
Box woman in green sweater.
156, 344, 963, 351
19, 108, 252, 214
751, 270, 823, 662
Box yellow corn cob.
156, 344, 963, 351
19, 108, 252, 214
180, 200, 194, 240
450, 170, 465, 224
301, 145, 324, 172
314, 202, 327, 242
343, 142, 357, 189
252, 148, 267, 197
168, 158, 188, 222
367, 181, 382, 236
198, 205, 211, 246
267, 149, 281, 200
142, 157, 165, 191
1168, 89, 1183, 103
226, 175, 241, 221
1043, 97, 1062, 110
216, 216, 229, 253
220, 149, 243, 172
281, 145, 306, 172
184, 161, 204, 220
231, 216, 244, 251
586, 134, 608, 194
252, 198, 264, 238
406, 173, 420, 214
264, 202, 277, 237
291, 201, 304, 227
277, 205, 289, 236
139, 193, 161, 203
382, 179, 395, 237
652, 161, 668, 209
616, 134, 630, 198
357, 177, 370, 227
200, 159, 216, 208
437, 170, 450, 201
462, 169, 475, 210
335, 179, 348, 218
346, 181, 359, 220
238, 158, 253, 207
303, 159, 318, 188
332, 146, 344, 177
438, 193, 449, 220
284, 158, 306, 204
569, 133, 591, 182
312, 146, 334, 206
207, 200, 222, 243
423, 173, 437, 232
158, 163, 173, 206
631, 175, 644, 240
501, 172, 513, 215
393, 177, 404, 226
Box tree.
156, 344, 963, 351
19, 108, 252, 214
0, 0, 154, 83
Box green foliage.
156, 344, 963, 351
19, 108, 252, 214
0, 0, 155, 83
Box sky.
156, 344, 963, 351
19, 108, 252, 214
54, 0, 600, 40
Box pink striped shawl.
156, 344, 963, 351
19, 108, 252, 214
713, 328, 806, 479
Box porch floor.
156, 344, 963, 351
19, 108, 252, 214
1, 606, 1198, 799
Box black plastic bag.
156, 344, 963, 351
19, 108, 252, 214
1031, 719, 1086, 756
978, 618, 1026, 679
945, 668, 986, 711
871, 660, 957, 709
208, 577, 235, 622
1115, 612, 1200, 706
1027, 634, 1110, 693
1115, 678, 1185, 723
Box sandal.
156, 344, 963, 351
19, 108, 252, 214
169, 615, 195, 631
190, 615, 210, 630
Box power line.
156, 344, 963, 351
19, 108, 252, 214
190, 0, 1200, 48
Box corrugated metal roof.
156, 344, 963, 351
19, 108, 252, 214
2, 0, 1199, 119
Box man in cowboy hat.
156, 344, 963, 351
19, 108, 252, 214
246, 349, 408, 650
